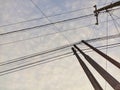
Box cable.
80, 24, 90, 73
1, 41, 120, 67
0, 14, 93, 36
85, 42, 120, 53
105, 13, 109, 90
110, 13, 120, 27
1, 17, 120, 46
108, 12, 120, 34
112, 14, 120, 27
0, 42, 120, 76
30, 0, 70, 44
1, 33, 120, 67
112, 13, 120, 19
0, 7, 120, 36
0, 23, 94, 45
1, 34, 120, 67
0, 53, 72, 76
86, 33, 120, 43
103, 0, 108, 5
0, 6, 92, 28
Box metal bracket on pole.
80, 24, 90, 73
93, 1, 120, 25
94, 5, 99, 25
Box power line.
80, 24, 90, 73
0, 7, 120, 36
112, 13, 120, 19
0, 42, 120, 76
108, 12, 120, 34
1, 34, 120, 67
112, 14, 120, 28
0, 14, 93, 36
1, 34, 118, 68
0, 53, 72, 76
105, 13, 109, 90
1, 40, 120, 67
1, 18, 120, 46
30, 0, 71, 44
0, 6, 92, 28
0, 1, 119, 30
0, 23, 94, 45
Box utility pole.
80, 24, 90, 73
74, 45, 120, 90
94, 0, 120, 25
94, 1, 120, 13
72, 47, 103, 90
81, 40, 120, 69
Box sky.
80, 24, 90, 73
0, 0, 120, 90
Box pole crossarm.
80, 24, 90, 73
94, 1, 120, 13
93, 0, 120, 25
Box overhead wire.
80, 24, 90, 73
0, 55, 71, 76
112, 14, 120, 27
93, 0, 117, 7
0, 52, 72, 76
0, 7, 120, 36
0, 33, 120, 68
1, 41, 120, 67
0, 0, 120, 77
0, 6, 92, 28
1, 17, 120, 46
30, 0, 70, 44
103, 0, 108, 5
111, 12, 120, 19
0, 14, 93, 36
108, 11, 120, 34
0, 42, 120, 76
110, 12, 120, 27
105, 12, 109, 90
0, 23, 94, 46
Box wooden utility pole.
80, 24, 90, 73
74, 45, 120, 90
72, 47, 103, 90
82, 40, 120, 69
